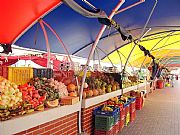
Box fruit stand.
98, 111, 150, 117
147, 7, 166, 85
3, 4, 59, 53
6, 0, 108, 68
0, 103, 80, 135
0, 65, 149, 135
0, 1, 161, 135
0, 67, 82, 135
80, 82, 149, 134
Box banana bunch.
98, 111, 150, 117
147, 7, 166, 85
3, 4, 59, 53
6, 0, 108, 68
102, 105, 113, 112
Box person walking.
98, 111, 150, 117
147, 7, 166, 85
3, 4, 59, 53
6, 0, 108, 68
171, 75, 174, 87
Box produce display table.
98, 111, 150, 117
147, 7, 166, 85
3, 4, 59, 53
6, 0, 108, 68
82, 82, 148, 109
0, 82, 149, 135
81, 83, 147, 134
0, 103, 81, 135
82, 89, 122, 108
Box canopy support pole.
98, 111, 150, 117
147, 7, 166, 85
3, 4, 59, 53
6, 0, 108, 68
114, 44, 123, 72
140, 31, 174, 70
78, 0, 125, 134
125, 0, 157, 72
116, 0, 145, 15
96, 46, 116, 69
39, 19, 51, 68
41, 19, 74, 69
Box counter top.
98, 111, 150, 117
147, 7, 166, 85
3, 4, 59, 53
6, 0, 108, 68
81, 89, 122, 108
0, 102, 81, 135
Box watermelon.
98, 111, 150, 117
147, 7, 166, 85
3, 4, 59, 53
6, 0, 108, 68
46, 99, 59, 108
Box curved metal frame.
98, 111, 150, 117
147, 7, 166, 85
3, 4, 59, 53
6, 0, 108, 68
78, 1, 125, 134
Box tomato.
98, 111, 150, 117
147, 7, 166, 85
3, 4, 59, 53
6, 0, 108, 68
39, 101, 43, 105
33, 93, 40, 99
27, 87, 33, 91
32, 90, 38, 94
30, 99, 34, 104
22, 91, 28, 97
28, 90, 33, 97
22, 87, 28, 91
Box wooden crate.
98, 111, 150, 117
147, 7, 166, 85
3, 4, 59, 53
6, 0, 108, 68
60, 96, 79, 105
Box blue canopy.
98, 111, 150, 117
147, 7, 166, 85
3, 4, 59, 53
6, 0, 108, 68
14, 0, 180, 59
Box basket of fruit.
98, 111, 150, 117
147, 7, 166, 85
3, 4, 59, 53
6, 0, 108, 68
94, 105, 120, 122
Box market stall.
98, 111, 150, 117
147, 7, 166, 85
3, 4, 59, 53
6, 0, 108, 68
0, 0, 180, 135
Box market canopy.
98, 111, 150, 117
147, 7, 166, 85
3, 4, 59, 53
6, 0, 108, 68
0, 0, 180, 67
103, 30, 180, 67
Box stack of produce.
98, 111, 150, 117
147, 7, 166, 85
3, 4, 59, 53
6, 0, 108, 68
0, 77, 23, 121
18, 84, 46, 112
67, 83, 78, 97
48, 78, 68, 98
29, 77, 69, 107
82, 74, 120, 99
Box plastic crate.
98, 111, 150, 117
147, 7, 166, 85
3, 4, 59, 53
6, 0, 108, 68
120, 108, 125, 121
128, 97, 136, 102
119, 120, 124, 131
54, 70, 74, 82
136, 105, 142, 110
130, 101, 136, 113
136, 97, 143, 107
130, 111, 136, 122
94, 105, 120, 123
33, 68, 53, 79
124, 102, 130, 115
114, 121, 120, 134
0, 66, 8, 79
8, 67, 33, 85
95, 115, 114, 131
94, 126, 114, 135
125, 112, 130, 126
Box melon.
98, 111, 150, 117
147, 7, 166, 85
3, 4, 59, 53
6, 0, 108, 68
67, 84, 76, 92
98, 89, 103, 95
93, 89, 99, 96
46, 99, 59, 108
69, 92, 77, 97
86, 90, 93, 97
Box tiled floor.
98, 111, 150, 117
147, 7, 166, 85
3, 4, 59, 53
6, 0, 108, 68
118, 80, 180, 135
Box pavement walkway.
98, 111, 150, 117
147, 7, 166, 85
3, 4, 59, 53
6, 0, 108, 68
118, 80, 180, 135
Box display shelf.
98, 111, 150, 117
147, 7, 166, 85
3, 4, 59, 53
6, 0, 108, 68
0, 102, 81, 135
81, 83, 147, 108
123, 85, 138, 94
137, 82, 147, 88
82, 89, 122, 108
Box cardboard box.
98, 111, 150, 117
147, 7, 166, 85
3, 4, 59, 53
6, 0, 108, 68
60, 96, 79, 105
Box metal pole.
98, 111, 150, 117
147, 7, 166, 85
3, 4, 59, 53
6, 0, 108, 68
125, 0, 158, 71
41, 20, 74, 69
95, 48, 102, 71
78, 0, 125, 134
39, 20, 51, 68
116, 0, 145, 15
140, 31, 174, 70
96, 46, 116, 69
114, 44, 123, 71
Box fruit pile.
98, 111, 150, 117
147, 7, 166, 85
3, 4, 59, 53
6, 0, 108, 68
29, 77, 60, 102
67, 83, 78, 97
0, 78, 24, 121
101, 105, 113, 112
48, 78, 68, 98
19, 84, 46, 111
82, 74, 120, 99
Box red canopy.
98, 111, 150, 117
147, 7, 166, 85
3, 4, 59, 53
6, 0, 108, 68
167, 64, 180, 67
0, 0, 62, 44
0, 54, 59, 68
